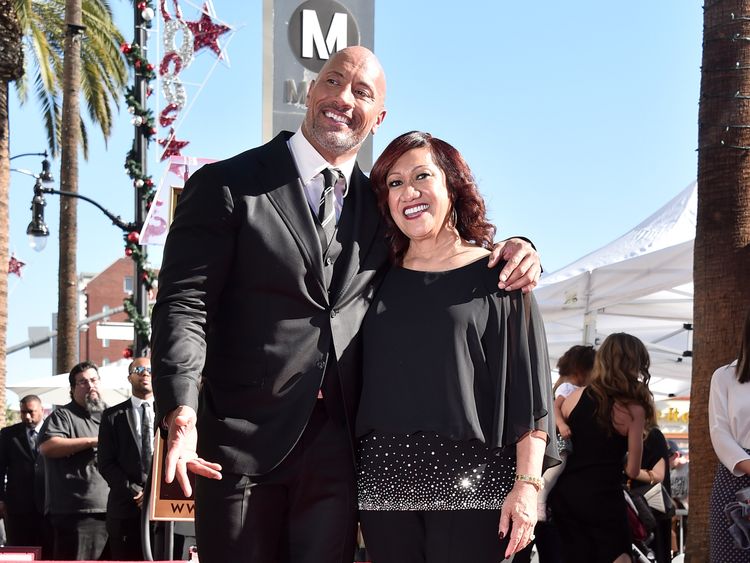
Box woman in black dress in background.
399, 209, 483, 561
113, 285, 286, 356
549, 333, 655, 563
356, 131, 559, 563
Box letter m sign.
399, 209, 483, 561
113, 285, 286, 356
301, 9, 348, 59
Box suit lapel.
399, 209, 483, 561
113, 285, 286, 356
15, 427, 33, 460
125, 399, 139, 448
329, 166, 383, 302
262, 135, 327, 294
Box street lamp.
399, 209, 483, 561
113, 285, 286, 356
27, 183, 50, 251
26, 182, 139, 245
10, 152, 55, 251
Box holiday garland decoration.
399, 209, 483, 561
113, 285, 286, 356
118, 0, 231, 344
121, 0, 158, 346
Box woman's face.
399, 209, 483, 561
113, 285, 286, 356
385, 146, 452, 243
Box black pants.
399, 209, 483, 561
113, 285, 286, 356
4, 511, 53, 559
106, 515, 148, 560
194, 401, 357, 563
359, 509, 510, 563
49, 513, 108, 560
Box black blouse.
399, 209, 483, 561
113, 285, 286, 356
356, 257, 559, 471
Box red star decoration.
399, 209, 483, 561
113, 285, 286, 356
8, 254, 25, 277
158, 129, 190, 161
186, 4, 230, 58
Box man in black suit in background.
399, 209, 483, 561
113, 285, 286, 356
0, 395, 50, 557
98, 357, 154, 560
151, 46, 541, 563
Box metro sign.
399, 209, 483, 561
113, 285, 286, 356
287, 0, 361, 72
265, 0, 373, 166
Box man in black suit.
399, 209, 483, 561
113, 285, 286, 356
98, 357, 154, 560
0, 395, 50, 557
151, 46, 541, 563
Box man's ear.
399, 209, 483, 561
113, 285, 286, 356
370, 108, 387, 135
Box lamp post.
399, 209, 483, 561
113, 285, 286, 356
10, 153, 54, 251
17, 154, 145, 364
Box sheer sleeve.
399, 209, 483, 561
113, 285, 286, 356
484, 282, 561, 473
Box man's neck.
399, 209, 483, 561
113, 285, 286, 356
300, 126, 359, 167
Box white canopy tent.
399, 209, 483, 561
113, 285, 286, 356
535, 182, 696, 399
8, 359, 133, 407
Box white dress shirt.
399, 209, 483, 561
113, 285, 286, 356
287, 128, 356, 221
709, 360, 750, 475
130, 395, 154, 453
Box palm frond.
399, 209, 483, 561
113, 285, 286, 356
33, 69, 60, 156
79, 115, 89, 159
13, 0, 127, 157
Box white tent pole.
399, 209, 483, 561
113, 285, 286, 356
582, 271, 597, 345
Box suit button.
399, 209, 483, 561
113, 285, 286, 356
316, 360, 325, 370
330, 309, 337, 318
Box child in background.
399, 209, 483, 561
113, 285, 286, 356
554, 345, 596, 449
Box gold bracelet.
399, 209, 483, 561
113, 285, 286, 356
515, 473, 544, 492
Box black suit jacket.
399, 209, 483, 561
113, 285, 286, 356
151, 132, 390, 476
98, 398, 147, 519
0, 423, 45, 515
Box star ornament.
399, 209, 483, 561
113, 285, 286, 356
158, 129, 190, 161
186, 3, 231, 58
8, 254, 26, 277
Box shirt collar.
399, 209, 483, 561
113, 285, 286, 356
130, 395, 153, 409
288, 128, 356, 190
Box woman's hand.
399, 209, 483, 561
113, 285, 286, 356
558, 422, 572, 440
499, 481, 539, 558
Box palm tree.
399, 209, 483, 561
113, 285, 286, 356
689, 0, 750, 560
9, 0, 127, 372
0, 0, 25, 427
13, 0, 127, 158
57, 0, 84, 376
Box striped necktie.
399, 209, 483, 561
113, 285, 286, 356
318, 168, 341, 247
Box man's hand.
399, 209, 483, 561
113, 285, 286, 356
133, 490, 145, 508
164, 406, 222, 497
488, 238, 541, 293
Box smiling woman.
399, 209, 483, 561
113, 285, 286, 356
356, 131, 559, 563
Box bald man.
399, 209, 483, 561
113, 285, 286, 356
152, 46, 542, 563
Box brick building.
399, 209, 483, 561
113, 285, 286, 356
78, 258, 136, 366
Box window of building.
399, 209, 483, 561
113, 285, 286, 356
124, 276, 134, 294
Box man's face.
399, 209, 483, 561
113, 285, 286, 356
72, 367, 101, 409
20, 400, 43, 429
128, 358, 152, 399
301, 46, 387, 165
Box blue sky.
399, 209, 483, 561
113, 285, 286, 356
5, 1, 702, 396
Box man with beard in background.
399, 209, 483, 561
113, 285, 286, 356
39, 361, 110, 560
